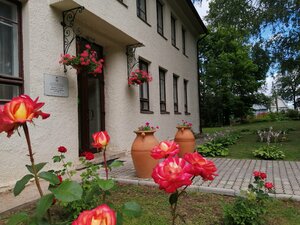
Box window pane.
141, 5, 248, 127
171, 16, 176, 45
157, 1, 163, 34
137, 0, 146, 21
0, 18, 19, 76
0, 83, 19, 100
0, 0, 18, 22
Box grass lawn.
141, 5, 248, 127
202, 120, 300, 161
1, 184, 300, 225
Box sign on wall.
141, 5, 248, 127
44, 74, 69, 97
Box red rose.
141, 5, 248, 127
92, 131, 110, 148
82, 151, 95, 161
184, 152, 218, 181
260, 172, 267, 179
253, 171, 261, 178
265, 182, 274, 189
58, 146, 67, 153
72, 204, 116, 225
0, 95, 50, 137
152, 156, 193, 193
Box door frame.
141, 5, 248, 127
76, 37, 105, 153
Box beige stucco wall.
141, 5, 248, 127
0, 0, 202, 190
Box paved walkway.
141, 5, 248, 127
104, 155, 300, 201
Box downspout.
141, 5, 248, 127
197, 33, 208, 134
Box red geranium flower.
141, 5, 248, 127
184, 152, 218, 181
0, 95, 50, 137
72, 204, 116, 225
152, 156, 193, 193
58, 146, 67, 153
92, 131, 110, 148
151, 141, 179, 159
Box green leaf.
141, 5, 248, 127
121, 201, 142, 218
98, 179, 115, 191
26, 162, 47, 174
169, 192, 178, 205
51, 180, 82, 203
35, 194, 54, 219
7, 212, 29, 225
38, 171, 60, 185
108, 160, 124, 170
52, 156, 61, 163
13, 174, 34, 196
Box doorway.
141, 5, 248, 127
77, 37, 105, 154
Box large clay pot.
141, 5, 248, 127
131, 130, 159, 178
174, 126, 195, 157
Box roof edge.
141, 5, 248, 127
185, 0, 208, 34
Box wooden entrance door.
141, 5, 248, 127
77, 38, 105, 154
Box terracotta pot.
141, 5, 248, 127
174, 126, 195, 157
131, 130, 159, 178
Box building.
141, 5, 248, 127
0, 0, 207, 191
270, 96, 290, 112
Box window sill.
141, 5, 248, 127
138, 16, 151, 27
160, 111, 170, 114
116, 0, 128, 8
174, 112, 182, 115
183, 53, 188, 58
158, 32, 168, 41
185, 112, 191, 115
172, 44, 179, 50
140, 110, 154, 114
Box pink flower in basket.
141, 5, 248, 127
128, 69, 152, 85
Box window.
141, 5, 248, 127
156, 0, 164, 36
159, 68, 168, 113
139, 60, 150, 112
184, 79, 189, 114
173, 75, 179, 113
182, 28, 186, 55
137, 0, 147, 22
0, 0, 22, 103
171, 15, 176, 46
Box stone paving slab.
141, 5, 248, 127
104, 155, 300, 201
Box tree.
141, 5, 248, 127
199, 26, 268, 126
275, 67, 300, 109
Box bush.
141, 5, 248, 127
197, 142, 229, 157
213, 132, 241, 147
285, 109, 299, 120
253, 145, 285, 160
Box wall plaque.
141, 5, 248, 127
44, 74, 69, 97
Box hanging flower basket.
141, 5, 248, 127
59, 44, 104, 76
128, 69, 152, 85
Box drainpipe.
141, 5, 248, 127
197, 33, 208, 134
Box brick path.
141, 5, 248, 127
105, 156, 300, 201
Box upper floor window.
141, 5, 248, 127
171, 15, 176, 47
137, 0, 147, 22
156, 0, 164, 36
173, 75, 179, 113
139, 60, 151, 112
159, 68, 168, 113
182, 28, 186, 55
184, 79, 189, 114
0, 0, 23, 104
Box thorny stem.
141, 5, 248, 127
23, 123, 44, 197
103, 146, 109, 180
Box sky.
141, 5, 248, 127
193, 0, 276, 97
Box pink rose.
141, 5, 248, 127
152, 156, 193, 193
184, 152, 217, 180
151, 141, 179, 159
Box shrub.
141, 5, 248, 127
285, 109, 299, 120
253, 145, 285, 160
197, 142, 229, 157
224, 171, 274, 225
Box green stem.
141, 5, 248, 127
61, 156, 72, 179
22, 124, 44, 197
103, 146, 109, 180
